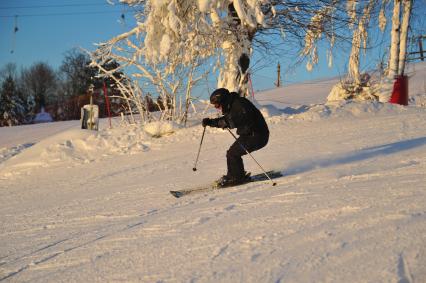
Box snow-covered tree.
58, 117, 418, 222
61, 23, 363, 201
94, 0, 354, 119
347, 0, 376, 86
327, 0, 417, 103
0, 75, 25, 127
327, 0, 381, 102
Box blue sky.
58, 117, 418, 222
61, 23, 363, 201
1, 0, 424, 95
0, 1, 134, 69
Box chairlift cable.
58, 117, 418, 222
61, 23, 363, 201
10, 15, 18, 54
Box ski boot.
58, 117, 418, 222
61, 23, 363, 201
215, 172, 251, 188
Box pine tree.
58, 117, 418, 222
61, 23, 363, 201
0, 75, 24, 127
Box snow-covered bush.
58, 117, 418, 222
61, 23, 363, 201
90, 26, 208, 125
143, 121, 178, 138
327, 74, 379, 102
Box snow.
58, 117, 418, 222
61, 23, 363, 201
1, 62, 426, 282
160, 34, 172, 58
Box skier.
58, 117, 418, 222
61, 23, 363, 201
202, 88, 269, 187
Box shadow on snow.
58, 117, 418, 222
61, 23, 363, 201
285, 136, 426, 176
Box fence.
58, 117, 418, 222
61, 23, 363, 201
407, 35, 426, 62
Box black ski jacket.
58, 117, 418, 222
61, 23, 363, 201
210, 92, 269, 137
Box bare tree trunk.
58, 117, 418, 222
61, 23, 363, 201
388, 0, 401, 79
398, 0, 413, 76
348, 29, 362, 85
182, 64, 194, 126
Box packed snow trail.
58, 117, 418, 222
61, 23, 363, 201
1, 105, 425, 282
170, 171, 283, 198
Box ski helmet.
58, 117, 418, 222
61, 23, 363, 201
210, 88, 229, 106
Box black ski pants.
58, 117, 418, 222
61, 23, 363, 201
226, 132, 269, 179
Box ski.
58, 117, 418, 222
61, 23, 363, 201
170, 171, 283, 198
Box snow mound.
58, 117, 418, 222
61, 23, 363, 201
259, 105, 283, 118
276, 100, 417, 122
143, 121, 178, 137
327, 81, 379, 102
252, 98, 282, 118
0, 126, 150, 177
410, 93, 426, 107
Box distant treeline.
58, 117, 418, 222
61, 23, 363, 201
0, 48, 129, 127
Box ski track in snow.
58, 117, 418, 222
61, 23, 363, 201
1, 62, 426, 282
0, 143, 36, 164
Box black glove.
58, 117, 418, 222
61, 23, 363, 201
202, 118, 212, 127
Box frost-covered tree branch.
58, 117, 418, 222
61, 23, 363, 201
99, 0, 416, 110
101, 0, 358, 98
347, 0, 376, 85
90, 5, 211, 123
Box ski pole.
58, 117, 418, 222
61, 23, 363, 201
193, 126, 206, 171
226, 128, 276, 186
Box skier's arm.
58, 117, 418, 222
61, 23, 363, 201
209, 116, 229, 128
202, 116, 229, 128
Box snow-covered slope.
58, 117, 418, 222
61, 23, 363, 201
0, 63, 425, 282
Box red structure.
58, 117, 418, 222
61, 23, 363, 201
103, 81, 112, 128
389, 75, 409, 105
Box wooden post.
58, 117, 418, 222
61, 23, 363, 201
103, 81, 112, 128
275, 63, 281, 87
